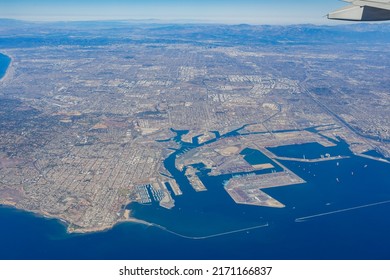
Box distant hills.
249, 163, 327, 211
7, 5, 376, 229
1, 18, 390, 48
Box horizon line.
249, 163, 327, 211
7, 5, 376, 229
0, 17, 370, 27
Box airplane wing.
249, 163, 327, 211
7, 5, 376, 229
328, 0, 390, 21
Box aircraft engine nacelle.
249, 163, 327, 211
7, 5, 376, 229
328, 5, 390, 21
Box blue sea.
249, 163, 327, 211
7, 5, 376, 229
0, 53, 10, 79
1, 151, 390, 260
1, 55, 390, 260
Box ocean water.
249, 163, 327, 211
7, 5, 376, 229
268, 140, 352, 160
0, 53, 11, 79
1, 56, 390, 259
1, 151, 390, 260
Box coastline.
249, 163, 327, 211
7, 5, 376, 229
0, 202, 154, 235
0, 202, 269, 240
0, 52, 12, 82
67, 217, 154, 235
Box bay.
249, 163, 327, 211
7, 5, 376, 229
1, 54, 390, 260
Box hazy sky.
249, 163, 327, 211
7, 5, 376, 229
0, 0, 345, 24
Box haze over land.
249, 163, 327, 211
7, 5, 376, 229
0, 0, 344, 24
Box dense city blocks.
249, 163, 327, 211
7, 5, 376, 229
0, 21, 389, 233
